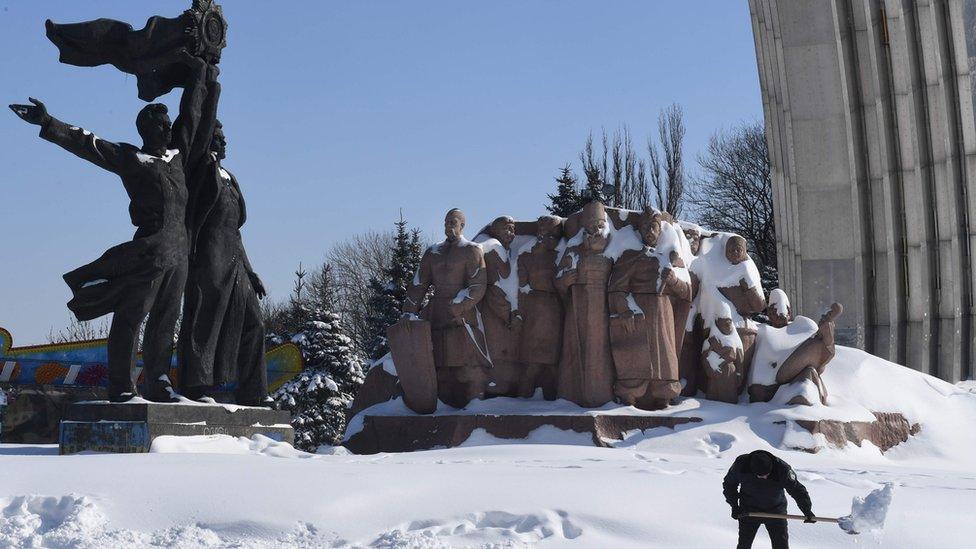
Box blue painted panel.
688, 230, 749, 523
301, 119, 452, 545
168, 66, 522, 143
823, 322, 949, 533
59, 421, 149, 454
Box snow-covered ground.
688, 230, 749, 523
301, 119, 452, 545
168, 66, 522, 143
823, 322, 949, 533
1, 347, 975, 548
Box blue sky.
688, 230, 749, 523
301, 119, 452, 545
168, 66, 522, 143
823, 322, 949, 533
0, 1, 762, 344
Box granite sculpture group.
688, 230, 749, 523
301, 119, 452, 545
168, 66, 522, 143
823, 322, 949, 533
8, 1, 269, 406
387, 204, 843, 413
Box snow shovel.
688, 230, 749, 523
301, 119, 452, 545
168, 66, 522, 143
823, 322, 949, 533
744, 482, 894, 535
743, 512, 840, 523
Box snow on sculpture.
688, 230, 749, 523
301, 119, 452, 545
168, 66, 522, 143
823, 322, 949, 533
748, 291, 843, 406
607, 210, 692, 410
515, 216, 564, 400
555, 201, 616, 407
477, 216, 524, 397
685, 233, 764, 403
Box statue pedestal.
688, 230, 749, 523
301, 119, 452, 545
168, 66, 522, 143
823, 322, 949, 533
58, 401, 293, 454
344, 410, 702, 454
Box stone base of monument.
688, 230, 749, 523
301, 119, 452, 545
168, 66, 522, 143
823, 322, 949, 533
58, 400, 293, 455
344, 411, 702, 454
781, 412, 921, 454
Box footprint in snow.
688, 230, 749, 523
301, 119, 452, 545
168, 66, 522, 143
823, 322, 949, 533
697, 432, 737, 457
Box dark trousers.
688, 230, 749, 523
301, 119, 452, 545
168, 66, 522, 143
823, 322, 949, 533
107, 261, 188, 396
737, 517, 788, 549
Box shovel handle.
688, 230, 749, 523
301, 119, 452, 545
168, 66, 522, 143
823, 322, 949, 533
743, 512, 841, 523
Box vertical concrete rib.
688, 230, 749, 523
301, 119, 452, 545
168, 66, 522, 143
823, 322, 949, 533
749, 0, 790, 291
896, 0, 940, 374
944, 0, 976, 381
873, 0, 911, 365
933, 0, 972, 379
915, 0, 963, 376
835, 0, 879, 353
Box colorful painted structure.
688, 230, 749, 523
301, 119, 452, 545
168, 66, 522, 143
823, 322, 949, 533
0, 327, 302, 394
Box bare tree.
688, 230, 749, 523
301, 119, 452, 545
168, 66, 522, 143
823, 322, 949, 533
648, 103, 686, 218
569, 105, 685, 214
690, 121, 777, 288
325, 229, 397, 349
578, 127, 651, 209
48, 317, 111, 343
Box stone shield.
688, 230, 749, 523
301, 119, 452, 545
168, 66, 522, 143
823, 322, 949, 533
388, 318, 438, 414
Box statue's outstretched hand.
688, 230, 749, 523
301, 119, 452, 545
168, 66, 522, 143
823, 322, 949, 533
248, 272, 267, 299
9, 98, 49, 126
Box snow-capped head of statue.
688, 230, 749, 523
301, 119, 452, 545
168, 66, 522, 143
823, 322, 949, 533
766, 288, 793, 328
725, 235, 749, 265
536, 215, 563, 251
582, 201, 607, 235
580, 201, 609, 253
684, 226, 702, 256
444, 208, 465, 244
637, 209, 663, 248
489, 215, 516, 249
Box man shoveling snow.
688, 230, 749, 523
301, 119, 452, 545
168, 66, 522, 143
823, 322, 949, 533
723, 450, 813, 549
724, 451, 896, 547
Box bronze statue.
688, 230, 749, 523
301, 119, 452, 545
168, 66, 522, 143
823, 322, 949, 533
556, 201, 615, 407
403, 209, 491, 408
516, 216, 564, 399
9, 51, 219, 403
178, 120, 269, 406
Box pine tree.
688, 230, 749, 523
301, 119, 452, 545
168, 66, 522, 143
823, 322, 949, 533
272, 307, 366, 451
546, 165, 584, 217
262, 263, 309, 348
364, 216, 423, 360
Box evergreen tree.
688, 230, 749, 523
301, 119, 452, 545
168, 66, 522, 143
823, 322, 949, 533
262, 263, 309, 348
272, 307, 366, 451
364, 217, 423, 360
546, 165, 584, 217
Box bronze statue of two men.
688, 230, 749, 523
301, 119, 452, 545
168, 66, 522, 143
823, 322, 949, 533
9, 2, 268, 406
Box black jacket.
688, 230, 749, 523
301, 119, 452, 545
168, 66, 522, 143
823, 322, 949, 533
723, 450, 812, 515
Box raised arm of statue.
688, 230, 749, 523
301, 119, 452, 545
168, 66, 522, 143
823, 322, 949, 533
41, 117, 131, 176
10, 98, 131, 176
171, 55, 219, 171
403, 249, 432, 315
